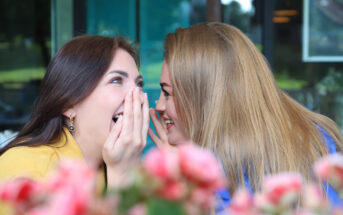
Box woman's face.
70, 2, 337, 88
70, 48, 143, 153
155, 61, 188, 145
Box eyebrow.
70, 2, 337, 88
108, 70, 143, 82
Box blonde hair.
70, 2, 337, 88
164, 22, 343, 193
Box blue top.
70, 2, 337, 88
215, 126, 343, 212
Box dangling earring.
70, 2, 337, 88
68, 116, 75, 132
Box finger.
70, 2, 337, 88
141, 93, 150, 148
121, 88, 133, 137
148, 127, 163, 148
149, 108, 167, 141
133, 87, 142, 147
103, 115, 122, 153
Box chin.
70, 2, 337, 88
168, 137, 188, 146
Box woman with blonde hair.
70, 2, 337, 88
149, 22, 343, 207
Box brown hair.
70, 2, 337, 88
1, 35, 137, 155
164, 22, 343, 193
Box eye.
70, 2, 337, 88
110, 77, 123, 84
136, 80, 144, 88
162, 89, 170, 97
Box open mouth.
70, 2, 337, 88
112, 112, 123, 123
165, 119, 174, 129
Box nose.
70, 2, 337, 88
155, 91, 166, 112
126, 84, 144, 105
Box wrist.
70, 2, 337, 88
106, 166, 134, 190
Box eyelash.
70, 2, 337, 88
137, 81, 144, 88
110, 77, 144, 88
110, 77, 122, 84
162, 89, 170, 97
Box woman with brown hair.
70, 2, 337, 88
0, 35, 149, 190
149, 22, 343, 208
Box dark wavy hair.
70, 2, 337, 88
0, 35, 138, 155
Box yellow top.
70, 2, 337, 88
0, 128, 85, 181
0, 128, 106, 213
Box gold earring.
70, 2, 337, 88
68, 116, 74, 132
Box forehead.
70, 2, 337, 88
107, 48, 139, 76
161, 61, 171, 84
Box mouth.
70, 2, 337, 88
112, 112, 123, 123
165, 119, 174, 129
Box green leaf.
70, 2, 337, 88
117, 185, 143, 213
147, 198, 186, 215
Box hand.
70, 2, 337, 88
102, 87, 149, 188
148, 108, 175, 150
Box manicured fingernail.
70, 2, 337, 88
135, 87, 140, 93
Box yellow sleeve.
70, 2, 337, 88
0, 145, 59, 181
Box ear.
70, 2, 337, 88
62, 108, 76, 119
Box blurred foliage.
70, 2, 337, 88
316, 68, 343, 95
222, 1, 253, 34
0, 68, 44, 85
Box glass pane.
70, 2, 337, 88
51, 0, 73, 54
140, 0, 193, 151
0, 0, 50, 132
222, 0, 262, 47
273, 0, 343, 130
304, 0, 343, 60
86, 0, 136, 39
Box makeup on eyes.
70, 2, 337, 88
160, 83, 172, 97
161, 88, 170, 97
136, 79, 144, 88
107, 70, 144, 88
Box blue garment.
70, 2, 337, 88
215, 126, 343, 212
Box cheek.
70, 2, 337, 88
168, 100, 179, 121
95, 89, 124, 109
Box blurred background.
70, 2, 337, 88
0, 0, 343, 142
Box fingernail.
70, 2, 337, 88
155, 100, 157, 104
135, 87, 140, 93
117, 115, 123, 122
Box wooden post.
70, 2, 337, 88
207, 0, 222, 22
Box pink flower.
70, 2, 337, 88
143, 148, 180, 181
314, 153, 343, 190
178, 144, 226, 188
47, 160, 95, 191
254, 193, 274, 211
44, 160, 97, 215
0, 177, 44, 208
128, 203, 146, 215
302, 184, 329, 209
230, 189, 254, 209
227, 189, 258, 215
158, 180, 187, 201
188, 186, 215, 209
262, 172, 303, 206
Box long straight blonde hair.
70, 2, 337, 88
164, 22, 343, 193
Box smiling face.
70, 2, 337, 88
155, 61, 188, 145
66, 48, 143, 160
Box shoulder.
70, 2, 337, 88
316, 124, 336, 154
0, 145, 59, 181
215, 188, 231, 213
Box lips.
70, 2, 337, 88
165, 119, 174, 129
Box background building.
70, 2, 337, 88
1, 0, 343, 138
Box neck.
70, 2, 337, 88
73, 131, 103, 167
